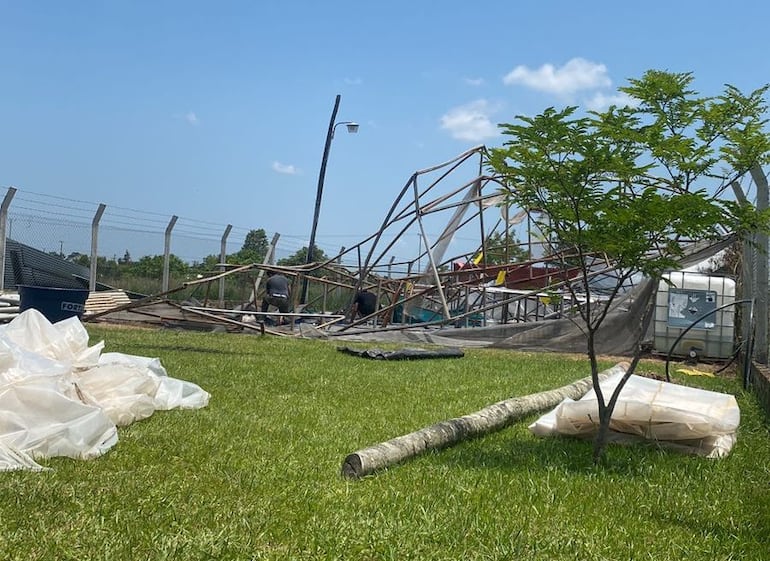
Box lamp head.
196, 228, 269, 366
345, 122, 359, 134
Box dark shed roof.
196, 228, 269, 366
4, 239, 90, 290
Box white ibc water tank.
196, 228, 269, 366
653, 272, 736, 360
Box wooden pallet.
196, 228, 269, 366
84, 290, 133, 316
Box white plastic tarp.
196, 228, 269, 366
0, 309, 210, 471
529, 371, 740, 458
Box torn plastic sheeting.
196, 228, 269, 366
72, 363, 160, 427
337, 346, 465, 360
529, 372, 739, 458
98, 352, 210, 410
0, 308, 210, 472
2, 308, 103, 367
0, 442, 48, 472
0, 376, 117, 459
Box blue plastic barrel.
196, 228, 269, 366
17, 285, 90, 323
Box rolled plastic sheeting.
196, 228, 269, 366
529, 372, 740, 458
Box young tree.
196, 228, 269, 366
487, 70, 770, 463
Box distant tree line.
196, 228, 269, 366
56, 226, 526, 299
61, 228, 331, 281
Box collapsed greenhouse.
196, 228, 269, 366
1, 145, 761, 473
74, 145, 744, 363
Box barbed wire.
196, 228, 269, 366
1, 186, 372, 265
0, 186, 486, 269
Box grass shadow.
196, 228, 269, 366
432, 430, 677, 478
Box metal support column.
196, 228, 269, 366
0, 187, 17, 292
732, 181, 755, 353
162, 215, 178, 293
413, 181, 451, 320
219, 224, 232, 307
89, 204, 106, 292
750, 165, 768, 364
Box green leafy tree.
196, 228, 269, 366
96, 256, 121, 279
195, 229, 271, 270
277, 245, 329, 266
483, 231, 529, 265
231, 229, 269, 264
66, 252, 90, 267
487, 70, 770, 463
193, 254, 223, 273
127, 254, 190, 278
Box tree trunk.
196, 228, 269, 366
592, 409, 612, 464
341, 362, 629, 479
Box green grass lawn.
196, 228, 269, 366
1, 326, 768, 560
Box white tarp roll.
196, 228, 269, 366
529, 372, 740, 458
0, 309, 210, 471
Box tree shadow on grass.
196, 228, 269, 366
432, 431, 676, 478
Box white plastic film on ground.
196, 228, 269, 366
0, 309, 210, 471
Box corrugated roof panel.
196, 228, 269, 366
4, 239, 90, 290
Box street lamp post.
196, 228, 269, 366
301, 94, 358, 304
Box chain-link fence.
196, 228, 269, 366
0, 187, 343, 307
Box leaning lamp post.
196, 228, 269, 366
301, 94, 358, 305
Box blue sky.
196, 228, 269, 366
2, 1, 770, 264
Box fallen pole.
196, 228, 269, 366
341, 361, 629, 479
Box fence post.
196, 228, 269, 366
90, 204, 106, 292
0, 187, 17, 292
248, 233, 281, 308
162, 215, 178, 293
732, 181, 755, 356
219, 224, 232, 307
750, 166, 769, 364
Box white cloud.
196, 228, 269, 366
344, 77, 363, 85
440, 99, 499, 142
584, 91, 640, 111
272, 161, 301, 175
503, 57, 611, 95
184, 111, 199, 126
464, 77, 485, 86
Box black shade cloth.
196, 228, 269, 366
337, 346, 465, 360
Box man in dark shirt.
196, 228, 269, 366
351, 289, 377, 319
262, 272, 291, 323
